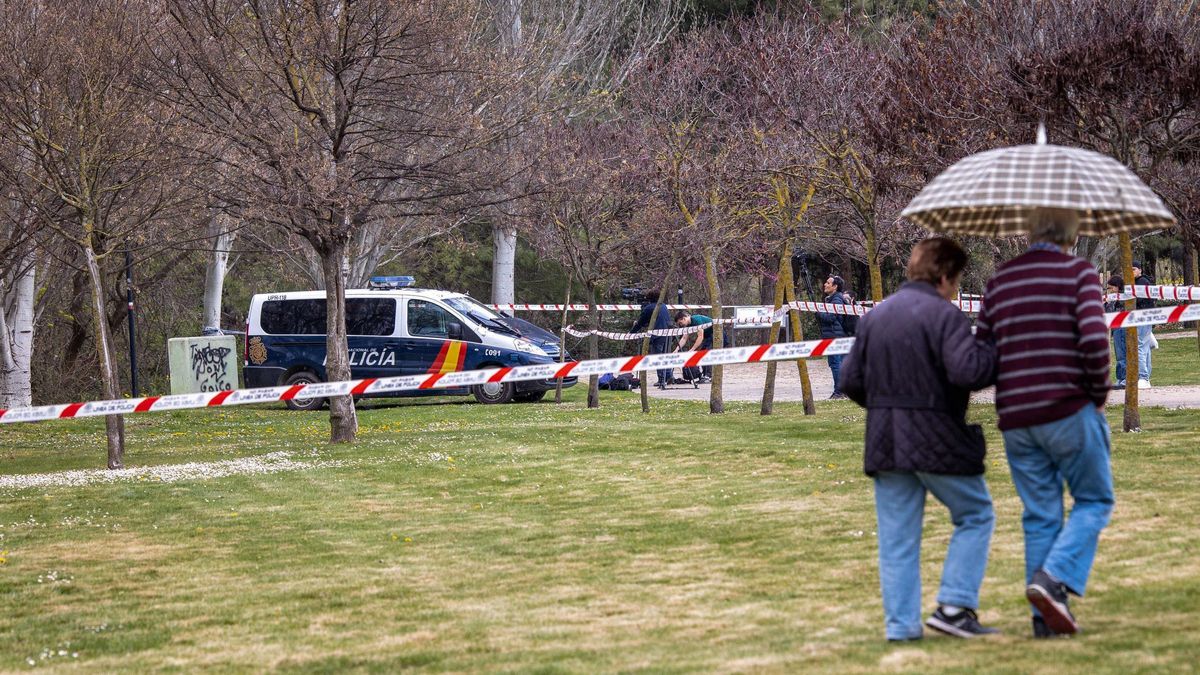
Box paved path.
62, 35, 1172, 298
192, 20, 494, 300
649, 362, 1200, 409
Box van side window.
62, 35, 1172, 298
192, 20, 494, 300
346, 298, 396, 336
407, 299, 451, 338
261, 299, 325, 334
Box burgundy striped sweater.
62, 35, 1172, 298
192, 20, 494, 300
976, 249, 1110, 431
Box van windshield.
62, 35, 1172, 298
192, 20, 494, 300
444, 296, 519, 336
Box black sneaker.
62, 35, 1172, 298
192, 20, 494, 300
925, 607, 1000, 638
1032, 615, 1055, 639
829, 392, 848, 400
1026, 569, 1078, 635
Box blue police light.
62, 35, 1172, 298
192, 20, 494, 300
368, 276, 416, 289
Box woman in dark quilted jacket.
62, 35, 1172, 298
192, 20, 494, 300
839, 237, 998, 642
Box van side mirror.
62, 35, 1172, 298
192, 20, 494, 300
447, 321, 463, 341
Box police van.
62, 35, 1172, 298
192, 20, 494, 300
244, 277, 574, 409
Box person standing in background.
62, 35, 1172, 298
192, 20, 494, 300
817, 275, 850, 399
631, 291, 673, 389
1131, 263, 1154, 388
1105, 276, 1126, 388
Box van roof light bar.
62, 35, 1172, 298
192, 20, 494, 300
368, 276, 415, 289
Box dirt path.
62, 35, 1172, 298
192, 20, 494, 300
649, 362, 1200, 409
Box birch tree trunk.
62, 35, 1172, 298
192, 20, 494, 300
82, 218, 126, 468
321, 239, 358, 443
0, 255, 36, 408
201, 214, 235, 332
1120, 232, 1140, 431
492, 224, 518, 311
702, 246, 724, 414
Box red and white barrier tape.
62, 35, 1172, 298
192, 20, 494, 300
1106, 284, 1200, 302
0, 338, 852, 425
565, 309, 791, 340
2, 303, 1196, 426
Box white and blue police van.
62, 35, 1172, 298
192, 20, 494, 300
244, 277, 574, 409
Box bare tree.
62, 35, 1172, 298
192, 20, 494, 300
524, 119, 647, 408
477, 0, 685, 309
160, 0, 528, 442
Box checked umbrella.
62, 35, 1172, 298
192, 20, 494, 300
901, 131, 1175, 236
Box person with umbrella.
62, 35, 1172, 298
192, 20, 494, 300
902, 128, 1174, 638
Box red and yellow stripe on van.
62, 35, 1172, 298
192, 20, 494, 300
426, 340, 467, 374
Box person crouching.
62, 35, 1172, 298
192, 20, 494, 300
839, 237, 999, 641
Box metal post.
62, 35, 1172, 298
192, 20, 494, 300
677, 285, 683, 305
125, 248, 139, 398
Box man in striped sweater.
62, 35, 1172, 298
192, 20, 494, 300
975, 208, 1114, 638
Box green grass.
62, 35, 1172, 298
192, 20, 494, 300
1132, 331, 1200, 386
1, 388, 1199, 672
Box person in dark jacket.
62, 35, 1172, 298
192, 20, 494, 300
631, 291, 672, 388
839, 237, 998, 641
1105, 276, 1127, 387
817, 275, 850, 399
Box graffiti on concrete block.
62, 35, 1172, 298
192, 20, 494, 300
190, 343, 234, 392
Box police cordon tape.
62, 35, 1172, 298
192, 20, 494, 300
0, 338, 851, 425
1, 303, 1197, 426
1107, 284, 1200, 302
494, 285, 1200, 313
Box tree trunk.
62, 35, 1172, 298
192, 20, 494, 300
1187, 243, 1199, 352
864, 223, 884, 302
0, 252, 36, 408
783, 271, 816, 416
83, 219, 126, 468
587, 285, 600, 409
320, 239, 358, 443
492, 224, 517, 312
555, 283, 570, 405
702, 246, 724, 414
1120, 232, 1139, 431
202, 214, 234, 332
760, 252, 789, 416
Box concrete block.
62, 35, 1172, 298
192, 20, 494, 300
169, 336, 239, 395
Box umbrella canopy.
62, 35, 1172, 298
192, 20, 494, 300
901, 135, 1175, 236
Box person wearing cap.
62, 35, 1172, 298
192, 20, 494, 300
1131, 263, 1154, 388
1105, 276, 1127, 388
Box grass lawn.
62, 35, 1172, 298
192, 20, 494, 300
1131, 331, 1200, 386
1, 385, 1198, 672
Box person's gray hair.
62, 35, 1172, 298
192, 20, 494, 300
1027, 207, 1080, 246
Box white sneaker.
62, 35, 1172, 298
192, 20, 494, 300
1137, 379, 1151, 389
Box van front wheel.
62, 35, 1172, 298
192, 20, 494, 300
283, 371, 326, 411
472, 381, 515, 404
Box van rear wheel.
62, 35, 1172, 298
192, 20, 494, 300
283, 371, 326, 411
472, 381, 516, 404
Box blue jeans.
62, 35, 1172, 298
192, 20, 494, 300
827, 354, 844, 394
1111, 329, 1126, 383
1135, 325, 1152, 382
873, 471, 995, 640
651, 336, 671, 385
1002, 405, 1114, 600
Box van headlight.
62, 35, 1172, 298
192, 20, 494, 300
513, 339, 544, 355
